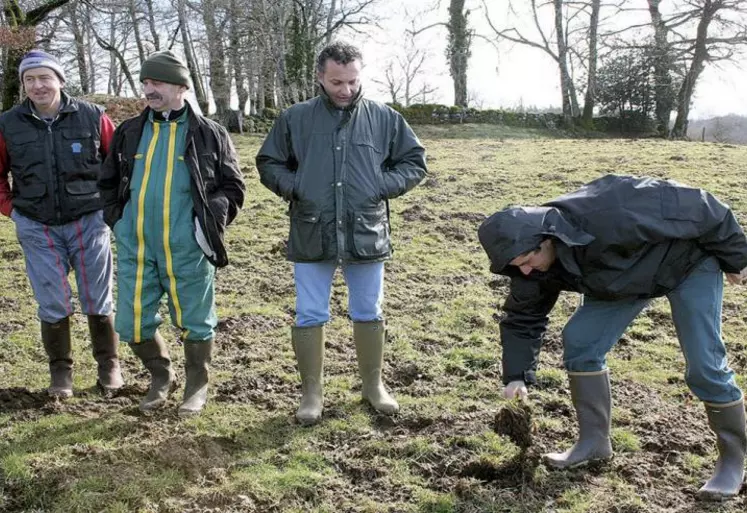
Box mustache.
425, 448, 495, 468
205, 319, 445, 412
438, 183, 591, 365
145, 93, 162, 100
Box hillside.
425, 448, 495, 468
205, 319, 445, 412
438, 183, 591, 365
687, 114, 747, 144
0, 125, 745, 512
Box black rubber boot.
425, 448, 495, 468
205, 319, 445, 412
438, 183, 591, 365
87, 314, 124, 394
129, 331, 174, 412
41, 317, 73, 398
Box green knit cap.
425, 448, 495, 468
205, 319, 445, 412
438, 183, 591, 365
139, 50, 191, 88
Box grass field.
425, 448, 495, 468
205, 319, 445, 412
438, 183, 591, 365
1, 124, 746, 512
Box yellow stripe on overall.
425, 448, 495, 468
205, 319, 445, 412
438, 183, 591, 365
163, 121, 185, 335
134, 123, 161, 343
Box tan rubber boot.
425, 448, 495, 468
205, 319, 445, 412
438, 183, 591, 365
544, 370, 613, 469
87, 314, 124, 394
129, 331, 174, 412
292, 325, 325, 425
41, 317, 73, 398
697, 399, 746, 501
353, 320, 399, 415
178, 339, 213, 417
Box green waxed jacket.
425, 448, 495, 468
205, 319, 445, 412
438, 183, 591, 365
256, 92, 427, 263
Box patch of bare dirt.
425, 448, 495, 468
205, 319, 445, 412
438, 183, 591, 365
400, 205, 435, 222
216, 314, 287, 334
214, 373, 296, 410
1, 248, 21, 261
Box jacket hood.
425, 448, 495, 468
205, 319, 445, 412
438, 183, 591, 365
478, 206, 594, 274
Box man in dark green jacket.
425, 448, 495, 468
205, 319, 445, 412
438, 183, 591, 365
257, 42, 427, 425
479, 174, 747, 500
99, 51, 245, 417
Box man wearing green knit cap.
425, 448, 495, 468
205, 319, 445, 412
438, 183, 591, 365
99, 50, 245, 416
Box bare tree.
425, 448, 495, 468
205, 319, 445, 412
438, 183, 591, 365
670, 0, 747, 138
175, 0, 208, 112
127, 0, 146, 65
1, 0, 71, 108
581, 0, 601, 126
201, 0, 230, 118
372, 18, 438, 106
67, 0, 89, 94
484, 0, 582, 124
412, 0, 473, 107
144, 0, 160, 50
647, 0, 676, 137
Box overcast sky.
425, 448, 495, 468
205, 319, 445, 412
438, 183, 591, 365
342, 0, 747, 119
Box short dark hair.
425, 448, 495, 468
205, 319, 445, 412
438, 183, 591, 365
317, 42, 362, 73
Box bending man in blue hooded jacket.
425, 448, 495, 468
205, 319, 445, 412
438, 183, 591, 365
479, 174, 747, 501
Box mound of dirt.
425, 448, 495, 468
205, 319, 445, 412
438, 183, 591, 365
493, 401, 533, 449
80, 94, 147, 125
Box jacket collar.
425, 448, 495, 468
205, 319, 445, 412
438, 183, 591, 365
319, 84, 363, 113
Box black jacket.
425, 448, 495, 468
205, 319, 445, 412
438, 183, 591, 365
256, 92, 426, 263
478, 174, 747, 385
0, 93, 106, 225
98, 104, 245, 268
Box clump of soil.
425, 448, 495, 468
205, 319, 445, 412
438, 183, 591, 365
494, 401, 533, 449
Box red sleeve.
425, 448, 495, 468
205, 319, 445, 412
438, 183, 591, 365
0, 132, 12, 217
99, 114, 115, 158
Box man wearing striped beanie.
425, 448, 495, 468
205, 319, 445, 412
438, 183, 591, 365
0, 49, 123, 399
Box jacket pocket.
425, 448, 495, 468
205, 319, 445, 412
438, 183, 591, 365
65, 180, 100, 197
18, 183, 47, 198
351, 207, 390, 259
289, 209, 323, 260
61, 129, 95, 174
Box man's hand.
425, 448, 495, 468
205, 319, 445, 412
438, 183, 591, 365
726, 268, 747, 285
503, 380, 528, 401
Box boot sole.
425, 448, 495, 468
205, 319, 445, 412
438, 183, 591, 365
544, 455, 613, 470
696, 490, 740, 502
48, 389, 73, 399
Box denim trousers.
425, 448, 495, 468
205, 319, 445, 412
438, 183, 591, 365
562, 257, 742, 404
294, 261, 384, 327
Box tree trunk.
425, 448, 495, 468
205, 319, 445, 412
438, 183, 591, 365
581, 0, 600, 126
202, 0, 230, 119
177, 0, 208, 113
68, 1, 89, 94
85, 2, 96, 92
144, 0, 160, 50
127, 0, 146, 65
325, 0, 337, 45
107, 10, 117, 95
671, 1, 717, 138
648, 0, 674, 137
263, 56, 276, 110
554, 0, 576, 124
447, 0, 470, 107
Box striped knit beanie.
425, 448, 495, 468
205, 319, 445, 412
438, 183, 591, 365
18, 50, 66, 83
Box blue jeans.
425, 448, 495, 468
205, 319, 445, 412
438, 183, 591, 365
562, 257, 742, 404
294, 262, 384, 327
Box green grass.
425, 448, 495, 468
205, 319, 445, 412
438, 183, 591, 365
0, 124, 746, 511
